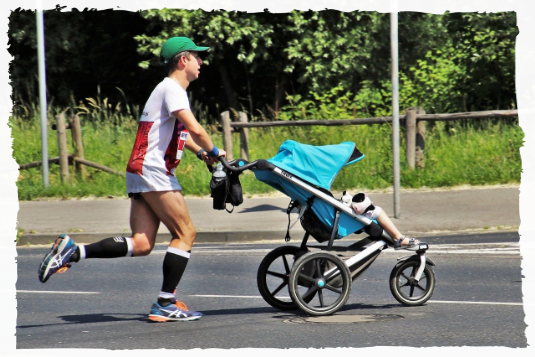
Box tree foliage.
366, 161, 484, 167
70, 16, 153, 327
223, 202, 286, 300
9, 6, 161, 113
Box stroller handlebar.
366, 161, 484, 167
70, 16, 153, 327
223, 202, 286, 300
212, 157, 275, 173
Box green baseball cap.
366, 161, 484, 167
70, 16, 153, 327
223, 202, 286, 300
160, 37, 210, 63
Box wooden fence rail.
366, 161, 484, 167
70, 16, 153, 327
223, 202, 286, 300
221, 108, 518, 167
19, 108, 519, 181
19, 113, 122, 180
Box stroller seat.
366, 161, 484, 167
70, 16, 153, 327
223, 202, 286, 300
253, 140, 368, 242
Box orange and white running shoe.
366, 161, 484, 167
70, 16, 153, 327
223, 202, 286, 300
38, 234, 76, 283
148, 299, 202, 322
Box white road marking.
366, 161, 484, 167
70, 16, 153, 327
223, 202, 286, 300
159, 242, 520, 255
15, 290, 100, 294
191, 294, 265, 299
190, 294, 522, 306
428, 300, 523, 306
152, 248, 274, 255
425, 243, 520, 255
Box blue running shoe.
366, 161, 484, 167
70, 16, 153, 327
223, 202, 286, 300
38, 234, 77, 283
148, 300, 202, 322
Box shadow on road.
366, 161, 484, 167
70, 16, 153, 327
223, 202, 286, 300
17, 313, 147, 328
17, 302, 408, 329
238, 204, 286, 213
200, 302, 404, 318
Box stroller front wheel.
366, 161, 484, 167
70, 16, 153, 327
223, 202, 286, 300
389, 259, 436, 306
289, 251, 352, 316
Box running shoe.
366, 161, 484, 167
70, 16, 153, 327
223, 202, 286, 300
38, 234, 77, 283
148, 300, 203, 322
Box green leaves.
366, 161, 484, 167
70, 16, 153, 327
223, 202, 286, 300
137, 9, 274, 67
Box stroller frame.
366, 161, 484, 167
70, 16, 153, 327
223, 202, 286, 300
218, 146, 436, 316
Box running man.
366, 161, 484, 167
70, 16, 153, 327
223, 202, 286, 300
38, 37, 225, 322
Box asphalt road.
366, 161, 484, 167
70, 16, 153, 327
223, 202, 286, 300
15, 232, 525, 349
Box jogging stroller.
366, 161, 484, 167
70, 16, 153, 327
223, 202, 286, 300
213, 140, 436, 316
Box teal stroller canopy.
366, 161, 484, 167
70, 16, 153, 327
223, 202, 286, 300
263, 140, 364, 190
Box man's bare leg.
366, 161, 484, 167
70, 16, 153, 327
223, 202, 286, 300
129, 195, 161, 256
140, 190, 202, 321
140, 190, 196, 251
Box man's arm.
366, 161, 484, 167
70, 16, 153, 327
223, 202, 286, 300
177, 110, 226, 164
185, 135, 218, 164
184, 134, 201, 154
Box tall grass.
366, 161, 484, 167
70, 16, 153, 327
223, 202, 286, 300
10, 109, 523, 201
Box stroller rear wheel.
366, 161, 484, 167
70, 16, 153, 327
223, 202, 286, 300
257, 245, 314, 310
389, 259, 436, 306
289, 251, 351, 316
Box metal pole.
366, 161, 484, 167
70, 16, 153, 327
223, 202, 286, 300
36, 5, 49, 188
390, 9, 400, 218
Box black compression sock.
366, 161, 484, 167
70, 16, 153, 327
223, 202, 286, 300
160, 247, 191, 296
69, 247, 80, 263
157, 297, 174, 307
83, 237, 133, 259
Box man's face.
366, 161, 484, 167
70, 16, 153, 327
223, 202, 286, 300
184, 51, 203, 81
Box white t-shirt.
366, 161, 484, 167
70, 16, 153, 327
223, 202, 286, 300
125, 77, 190, 193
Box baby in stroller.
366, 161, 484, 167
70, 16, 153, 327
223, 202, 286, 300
342, 191, 419, 250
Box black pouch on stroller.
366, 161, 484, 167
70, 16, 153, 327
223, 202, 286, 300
227, 171, 244, 207
209, 164, 243, 213
300, 206, 332, 243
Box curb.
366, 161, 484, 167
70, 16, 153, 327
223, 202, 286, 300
16, 227, 519, 247
16, 231, 297, 246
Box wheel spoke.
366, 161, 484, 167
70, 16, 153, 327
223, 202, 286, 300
414, 283, 426, 292
324, 284, 342, 295
409, 285, 415, 297
271, 281, 288, 296
318, 289, 325, 307
414, 274, 427, 292
399, 282, 410, 289
266, 270, 286, 279
302, 286, 318, 300
297, 273, 316, 285
282, 255, 291, 274
400, 272, 411, 280
315, 259, 324, 279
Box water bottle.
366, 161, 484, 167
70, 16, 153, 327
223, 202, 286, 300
211, 163, 227, 210
212, 163, 227, 181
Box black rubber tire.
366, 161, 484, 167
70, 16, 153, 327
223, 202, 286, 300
289, 251, 352, 316
389, 259, 436, 306
257, 245, 310, 310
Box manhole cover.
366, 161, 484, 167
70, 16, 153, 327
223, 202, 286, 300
284, 314, 403, 324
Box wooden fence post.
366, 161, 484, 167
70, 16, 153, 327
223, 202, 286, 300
70, 114, 87, 179
220, 111, 233, 161
405, 108, 416, 169
238, 111, 249, 161
415, 107, 426, 168
56, 112, 70, 182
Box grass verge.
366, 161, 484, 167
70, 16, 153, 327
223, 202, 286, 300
10, 116, 523, 201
